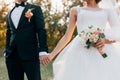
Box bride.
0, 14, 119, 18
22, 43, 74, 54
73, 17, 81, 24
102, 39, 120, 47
41, 0, 120, 80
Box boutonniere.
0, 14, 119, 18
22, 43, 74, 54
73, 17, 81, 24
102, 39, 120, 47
25, 8, 34, 22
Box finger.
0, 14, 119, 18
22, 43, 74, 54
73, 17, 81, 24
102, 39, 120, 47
40, 59, 43, 64
40, 56, 47, 62
43, 60, 49, 66
39, 56, 44, 64
42, 57, 50, 66
40, 61, 44, 66
97, 44, 104, 47
45, 57, 51, 65
41, 59, 48, 66
42, 60, 46, 66
95, 42, 104, 48
40, 59, 44, 65
96, 45, 104, 49
40, 56, 46, 65
39, 57, 42, 64
46, 57, 51, 64
95, 41, 103, 46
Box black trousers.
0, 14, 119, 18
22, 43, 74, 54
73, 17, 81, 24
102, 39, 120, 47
5, 47, 41, 80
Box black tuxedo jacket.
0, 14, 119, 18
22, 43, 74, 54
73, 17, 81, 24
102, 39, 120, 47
5, 3, 48, 60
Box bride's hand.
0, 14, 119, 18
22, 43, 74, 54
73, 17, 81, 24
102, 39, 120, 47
94, 38, 116, 49
94, 38, 105, 49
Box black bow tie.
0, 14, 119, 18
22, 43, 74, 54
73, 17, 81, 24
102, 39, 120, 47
15, 2, 25, 7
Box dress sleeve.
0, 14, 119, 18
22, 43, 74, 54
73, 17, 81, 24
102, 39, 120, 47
105, 9, 120, 42
70, 6, 80, 14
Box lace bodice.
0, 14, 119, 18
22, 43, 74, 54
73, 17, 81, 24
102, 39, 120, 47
73, 6, 120, 41
74, 7, 119, 33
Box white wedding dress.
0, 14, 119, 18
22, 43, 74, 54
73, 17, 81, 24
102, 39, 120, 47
53, 6, 120, 80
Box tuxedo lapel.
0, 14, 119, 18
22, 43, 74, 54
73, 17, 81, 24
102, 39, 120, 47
17, 3, 31, 29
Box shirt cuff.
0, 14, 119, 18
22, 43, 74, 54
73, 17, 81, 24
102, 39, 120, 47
39, 52, 48, 56
4, 52, 6, 57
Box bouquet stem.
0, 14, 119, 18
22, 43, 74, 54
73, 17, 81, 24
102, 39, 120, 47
98, 49, 107, 58
102, 53, 107, 58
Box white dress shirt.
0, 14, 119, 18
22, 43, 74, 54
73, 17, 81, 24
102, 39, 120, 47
11, 6, 25, 28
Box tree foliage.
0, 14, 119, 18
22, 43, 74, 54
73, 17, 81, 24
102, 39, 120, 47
0, 2, 8, 49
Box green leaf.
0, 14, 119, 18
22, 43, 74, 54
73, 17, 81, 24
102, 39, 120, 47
86, 39, 91, 49
99, 33, 105, 38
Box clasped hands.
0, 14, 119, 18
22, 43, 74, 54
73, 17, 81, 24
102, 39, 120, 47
40, 53, 54, 66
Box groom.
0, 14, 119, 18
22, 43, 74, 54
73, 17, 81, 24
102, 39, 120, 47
5, 0, 48, 80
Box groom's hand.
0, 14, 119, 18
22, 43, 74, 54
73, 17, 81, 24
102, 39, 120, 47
40, 55, 51, 66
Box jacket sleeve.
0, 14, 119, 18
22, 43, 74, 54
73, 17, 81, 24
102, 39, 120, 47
33, 5, 48, 52
5, 16, 11, 53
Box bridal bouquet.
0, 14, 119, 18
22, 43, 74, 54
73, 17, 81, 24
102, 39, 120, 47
79, 25, 107, 58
